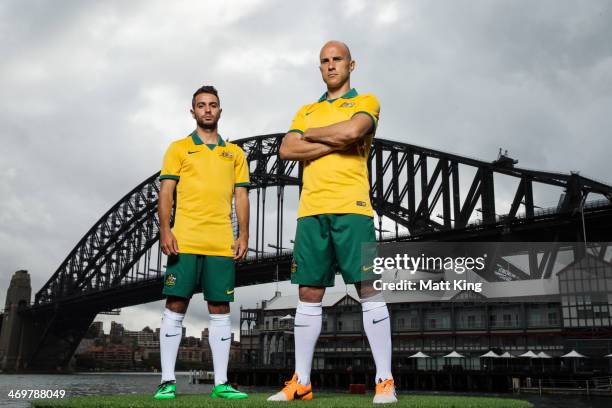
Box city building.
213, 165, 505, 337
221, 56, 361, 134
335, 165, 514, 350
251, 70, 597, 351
109, 321, 125, 340
239, 255, 612, 381
125, 327, 157, 346
90, 322, 104, 338
73, 321, 241, 371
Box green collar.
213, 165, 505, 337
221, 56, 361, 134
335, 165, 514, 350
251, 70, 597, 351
318, 88, 358, 103
191, 130, 226, 147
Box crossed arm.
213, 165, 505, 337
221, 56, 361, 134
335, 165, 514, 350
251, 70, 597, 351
278, 113, 375, 161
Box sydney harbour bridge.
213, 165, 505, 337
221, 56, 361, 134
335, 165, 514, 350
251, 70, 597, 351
1, 134, 612, 372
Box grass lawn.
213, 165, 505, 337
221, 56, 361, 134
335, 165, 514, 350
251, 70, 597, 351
31, 392, 533, 408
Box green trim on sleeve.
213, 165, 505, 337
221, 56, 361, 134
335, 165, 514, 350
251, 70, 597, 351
159, 174, 180, 181
235, 182, 250, 187
288, 129, 304, 135
352, 111, 377, 130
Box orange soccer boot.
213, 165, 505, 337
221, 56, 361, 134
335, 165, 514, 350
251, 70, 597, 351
267, 373, 313, 401
373, 378, 397, 404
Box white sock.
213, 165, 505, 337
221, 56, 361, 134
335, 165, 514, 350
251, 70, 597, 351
208, 313, 232, 385
160, 308, 185, 383
294, 301, 322, 385
361, 294, 393, 383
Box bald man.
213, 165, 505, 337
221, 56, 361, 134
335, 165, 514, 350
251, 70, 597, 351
267, 41, 396, 404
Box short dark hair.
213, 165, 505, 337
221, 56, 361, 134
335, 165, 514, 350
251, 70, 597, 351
192, 85, 220, 108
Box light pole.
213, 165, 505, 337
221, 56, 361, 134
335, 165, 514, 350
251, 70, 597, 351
267, 244, 289, 292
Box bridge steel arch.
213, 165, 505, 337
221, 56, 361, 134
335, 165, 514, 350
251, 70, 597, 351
15, 134, 612, 371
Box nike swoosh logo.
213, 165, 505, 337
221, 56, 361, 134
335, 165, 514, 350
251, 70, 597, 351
294, 324, 309, 327
226, 290, 234, 295
362, 265, 374, 272
373, 316, 389, 324
294, 390, 312, 399
217, 389, 243, 395
305, 111, 314, 116
221, 337, 231, 341
188, 150, 201, 154
165, 333, 180, 337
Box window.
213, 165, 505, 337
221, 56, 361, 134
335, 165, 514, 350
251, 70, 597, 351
467, 315, 476, 328
594, 303, 610, 318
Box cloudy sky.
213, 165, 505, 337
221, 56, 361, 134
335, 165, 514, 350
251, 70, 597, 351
1, 0, 611, 337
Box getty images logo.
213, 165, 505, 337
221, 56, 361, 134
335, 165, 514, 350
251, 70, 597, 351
372, 254, 487, 275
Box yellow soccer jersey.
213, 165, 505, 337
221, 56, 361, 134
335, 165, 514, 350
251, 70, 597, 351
159, 131, 250, 257
288, 88, 380, 218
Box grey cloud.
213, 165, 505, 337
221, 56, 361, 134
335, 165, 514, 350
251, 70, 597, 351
1, 1, 611, 331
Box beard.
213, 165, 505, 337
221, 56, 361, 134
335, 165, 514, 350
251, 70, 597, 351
196, 118, 218, 130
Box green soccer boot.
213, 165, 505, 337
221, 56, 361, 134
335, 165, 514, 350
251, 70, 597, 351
211, 382, 249, 399
154, 381, 176, 400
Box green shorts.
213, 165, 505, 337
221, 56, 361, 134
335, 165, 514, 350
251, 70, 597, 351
162, 253, 235, 302
291, 214, 376, 287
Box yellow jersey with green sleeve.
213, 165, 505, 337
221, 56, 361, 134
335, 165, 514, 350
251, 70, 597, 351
289, 88, 380, 218
159, 131, 250, 257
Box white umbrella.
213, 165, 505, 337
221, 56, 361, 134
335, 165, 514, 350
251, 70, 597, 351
535, 351, 552, 373
561, 350, 586, 358
499, 351, 515, 369
562, 350, 586, 373
519, 350, 539, 358
443, 351, 465, 358
280, 314, 294, 321
409, 351, 430, 358
408, 351, 431, 370
480, 350, 499, 371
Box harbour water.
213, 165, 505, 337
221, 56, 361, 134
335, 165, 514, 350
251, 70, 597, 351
0, 373, 202, 408
0, 372, 610, 408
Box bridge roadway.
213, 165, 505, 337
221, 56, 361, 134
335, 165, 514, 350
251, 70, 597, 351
24, 200, 612, 315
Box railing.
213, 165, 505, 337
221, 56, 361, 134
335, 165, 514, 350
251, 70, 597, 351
377, 198, 612, 239
517, 376, 612, 396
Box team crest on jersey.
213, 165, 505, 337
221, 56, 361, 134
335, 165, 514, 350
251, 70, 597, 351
291, 261, 297, 273
218, 150, 234, 161
165, 273, 176, 286
340, 102, 355, 108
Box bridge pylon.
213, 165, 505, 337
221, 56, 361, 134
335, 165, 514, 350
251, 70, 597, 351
0, 270, 31, 371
